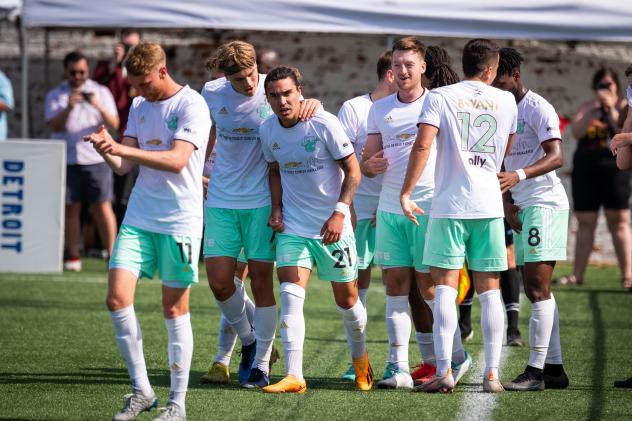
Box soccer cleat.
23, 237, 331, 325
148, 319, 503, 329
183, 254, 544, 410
376, 369, 414, 389
543, 364, 569, 389
353, 352, 375, 391
452, 351, 472, 385
381, 362, 398, 380
112, 392, 158, 421
483, 372, 505, 393
415, 369, 455, 393
614, 377, 632, 388
506, 329, 524, 347
461, 328, 474, 343
411, 363, 436, 385
341, 363, 356, 381
241, 367, 270, 389
269, 345, 280, 373
63, 258, 82, 272
238, 341, 257, 385
153, 401, 186, 421
262, 375, 307, 394
199, 362, 230, 384
502, 370, 545, 391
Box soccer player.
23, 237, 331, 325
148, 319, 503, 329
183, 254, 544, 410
200, 41, 319, 388
492, 47, 570, 391
336, 50, 396, 381
260, 66, 372, 394
401, 38, 518, 393
362, 37, 470, 389
85, 42, 210, 421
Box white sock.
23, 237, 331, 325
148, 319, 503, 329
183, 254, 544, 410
416, 332, 435, 366
215, 286, 255, 346
254, 305, 278, 373
110, 305, 152, 396
433, 285, 458, 376
528, 297, 555, 369
214, 314, 237, 366
279, 282, 306, 380
338, 298, 367, 359
165, 313, 193, 410
452, 323, 466, 364
479, 289, 504, 379
546, 295, 563, 364
358, 288, 369, 309
385, 295, 411, 372
239, 278, 256, 329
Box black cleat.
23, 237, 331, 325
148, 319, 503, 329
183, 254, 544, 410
503, 368, 544, 391
543, 364, 569, 389
506, 329, 524, 347
614, 377, 632, 388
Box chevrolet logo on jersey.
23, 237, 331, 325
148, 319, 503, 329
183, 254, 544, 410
146, 139, 162, 146
284, 162, 303, 168
397, 133, 415, 140
233, 127, 254, 134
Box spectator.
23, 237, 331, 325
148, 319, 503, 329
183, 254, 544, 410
256, 48, 280, 74
0, 69, 14, 140
45, 51, 119, 271
93, 29, 141, 226
562, 67, 631, 287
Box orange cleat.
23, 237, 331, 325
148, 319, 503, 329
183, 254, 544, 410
262, 375, 307, 394
353, 352, 375, 391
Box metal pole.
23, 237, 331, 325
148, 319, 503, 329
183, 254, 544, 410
19, 18, 28, 138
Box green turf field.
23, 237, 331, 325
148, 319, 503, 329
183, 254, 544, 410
1, 260, 631, 420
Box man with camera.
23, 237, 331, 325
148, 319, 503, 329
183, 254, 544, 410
45, 50, 119, 271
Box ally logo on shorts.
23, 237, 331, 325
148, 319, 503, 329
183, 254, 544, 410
302, 136, 318, 152
166, 115, 178, 130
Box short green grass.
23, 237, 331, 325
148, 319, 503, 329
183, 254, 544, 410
0, 260, 631, 420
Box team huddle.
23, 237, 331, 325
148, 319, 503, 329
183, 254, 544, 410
83, 37, 572, 421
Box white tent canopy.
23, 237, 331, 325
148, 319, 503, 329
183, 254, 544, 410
22, 0, 632, 42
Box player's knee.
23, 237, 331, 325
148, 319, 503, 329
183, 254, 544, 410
209, 278, 234, 300
105, 295, 125, 312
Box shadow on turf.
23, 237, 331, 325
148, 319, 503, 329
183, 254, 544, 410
0, 367, 174, 388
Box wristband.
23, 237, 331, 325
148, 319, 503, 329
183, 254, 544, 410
334, 202, 351, 218
515, 169, 527, 181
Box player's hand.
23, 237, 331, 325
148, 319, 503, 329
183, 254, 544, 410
611, 133, 632, 155
497, 171, 521, 193
268, 207, 285, 233
320, 211, 344, 245
114, 42, 126, 64
298, 98, 321, 121
504, 202, 522, 233
370, 211, 377, 228
361, 150, 388, 176
202, 176, 209, 200
84, 125, 120, 155
68, 91, 83, 109
400, 193, 423, 226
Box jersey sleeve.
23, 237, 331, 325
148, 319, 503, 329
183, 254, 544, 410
44, 89, 64, 123
173, 97, 212, 150
418, 91, 443, 128
322, 115, 355, 160
531, 100, 562, 142
123, 98, 141, 139
337, 101, 359, 143
508, 96, 518, 134
0, 72, 14, 110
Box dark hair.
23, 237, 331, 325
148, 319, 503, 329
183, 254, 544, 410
121, 28, 141, 39
264, 66, 302, 93
392, 36, 426, 59
592, 66, 620, 91
63, 51, 88, 69
462, 38, 500, 78
425, 45, 459, 89
626, 64, 632, 77
498, 47, 524, 78
376, 50, 392, 81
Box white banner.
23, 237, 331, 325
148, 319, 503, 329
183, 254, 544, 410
0, 139, 65, 273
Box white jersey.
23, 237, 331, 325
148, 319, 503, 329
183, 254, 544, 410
260, 110, 355, 239
123, 86, 211, 236
419, 80, 517, 218
201, 74, 273, 209
337, 93, 381, 220
367, 91, 436, 215
504, 90, 569, 210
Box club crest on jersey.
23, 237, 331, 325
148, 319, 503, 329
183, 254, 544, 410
384, 115, 394, 123
166, 115, 178, 130
258, 104, 273, 119
517, 120, 525, 134
271, 142, 280, 150
218, 106, 229, 115
302, 136, 318, 152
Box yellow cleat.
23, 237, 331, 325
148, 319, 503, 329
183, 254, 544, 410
353, 352, 374, 391
262, 375, 307, 394
200, 362, 230, 384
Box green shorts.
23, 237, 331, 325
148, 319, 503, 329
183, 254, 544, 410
109, 224, 201, 287
355, 219, 376, 270
514, 207, 569, 265
423, 217, 507, 272
203, 206, 275, 261
374, 211, 429, 273
276, 233, 358, 282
